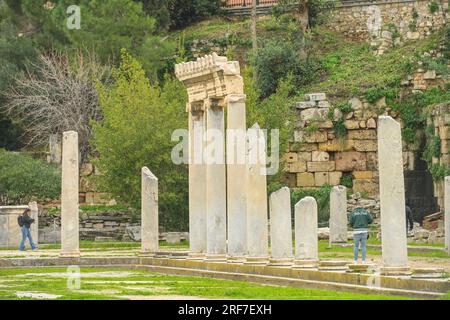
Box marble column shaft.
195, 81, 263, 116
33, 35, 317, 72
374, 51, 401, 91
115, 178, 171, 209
141, 167, 158, 254
60, 131, 80, 257
205, 106, 227, 256
378, 116, 408, 268
226, 94, 247, 257
445, 176, 450, 255
188, 111, 207, 254
269, 187, 293, 260
246, 124, 269, 258
330, 185, 348, 243
294, 197, 318, 262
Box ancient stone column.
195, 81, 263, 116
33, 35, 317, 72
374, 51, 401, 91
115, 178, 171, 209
245, 124, 269, 264
188, 109, 207, 258
205, 104, 227, 260
445, 176, 450, 255
28, 201, 39, 246
294, 197, 318, 268
330, 185, 348, 243
174, 53, 244, 262
141, 167, 158, 255
60, 131, 80, 258
378, 116, 409, 274
269, 187, 293, 265
226, 94, 247, 259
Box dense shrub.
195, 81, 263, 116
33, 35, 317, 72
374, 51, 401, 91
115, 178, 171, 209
291, 185, 332, 224
0, 149, 61, 205
252, 39, 319, 98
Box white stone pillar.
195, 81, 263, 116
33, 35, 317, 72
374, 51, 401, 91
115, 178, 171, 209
188, 110, 207, 258
28, 201, 39, 246
445, 176, 450, 255
330, 185, 348, 243
245, 124, 269, 264
226, 94, 247, 259
378, 116, 409, 274
60, 131, 80, 257
205, 105, 227, 261
141, 167, 158, 255
294, 196, 318, 268
269, 187, 293, 265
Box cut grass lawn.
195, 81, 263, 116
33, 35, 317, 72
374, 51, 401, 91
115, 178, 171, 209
0, 267, 412, 300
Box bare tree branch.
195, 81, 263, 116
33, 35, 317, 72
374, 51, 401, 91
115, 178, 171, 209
2, 51, 110, 163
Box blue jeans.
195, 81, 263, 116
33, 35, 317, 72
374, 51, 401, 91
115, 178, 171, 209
19, 226, 37, 251
353, 232, 368, 262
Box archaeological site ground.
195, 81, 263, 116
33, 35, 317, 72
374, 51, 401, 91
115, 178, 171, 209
0, 0, 449, 311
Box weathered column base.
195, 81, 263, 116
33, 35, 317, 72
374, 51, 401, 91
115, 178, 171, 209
204, 253, 227, 262
292, 259, 318, 269
318, 260, 348, 271
154, 250, 189, 259
60, 251, 81, 258
226, 255, 246, 263
268, 258, 294, 267
411, 268, 445, 279
347, 264, 373, 273
139, 251, 156, 258
380, 266, 411, 276
243, 256, 269, 265
187, 252, 206, 260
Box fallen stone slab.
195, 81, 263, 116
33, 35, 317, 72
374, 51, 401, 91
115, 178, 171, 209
15, 291, 62, 299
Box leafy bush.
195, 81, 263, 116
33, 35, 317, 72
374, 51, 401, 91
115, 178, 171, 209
291, 185, 332, 223
91, 50, 188, 231
340, 174, 353, 189
428, 1, 439, 14
252, 39, 319, 98
0, 150, 61, 205
394, 88, 450, 144
332, 119, 347, 138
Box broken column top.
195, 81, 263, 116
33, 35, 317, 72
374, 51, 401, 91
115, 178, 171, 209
174, 53, 243, 111
142, 166, 158, 181
175, 53, 240, 81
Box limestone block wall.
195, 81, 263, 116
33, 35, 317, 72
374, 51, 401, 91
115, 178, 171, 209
283, 93, 418, 199
429, 103, 450, 209
327, 0, 449, 42
78, 163, 114, 205
39, 210, 133, 241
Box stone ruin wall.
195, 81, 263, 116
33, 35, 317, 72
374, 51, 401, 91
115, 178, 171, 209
283, 92, 400, 203
429, 103, 450, 210
327, 0, 449, 42
283, 91, 449, 220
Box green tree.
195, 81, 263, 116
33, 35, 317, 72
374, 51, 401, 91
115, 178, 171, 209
244, 66, 297, 192
91, 49, 188, 231
251, 39, 319, 98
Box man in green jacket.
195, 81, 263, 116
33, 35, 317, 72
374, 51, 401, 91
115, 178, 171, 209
348, 207, 373, 264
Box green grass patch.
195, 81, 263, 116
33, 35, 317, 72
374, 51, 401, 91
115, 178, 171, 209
0, 267, 410, 300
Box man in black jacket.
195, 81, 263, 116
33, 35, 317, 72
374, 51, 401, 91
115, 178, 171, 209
19, 208, 38, 251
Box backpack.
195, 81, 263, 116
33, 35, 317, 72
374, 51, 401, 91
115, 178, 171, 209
18, 215, 24, 227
